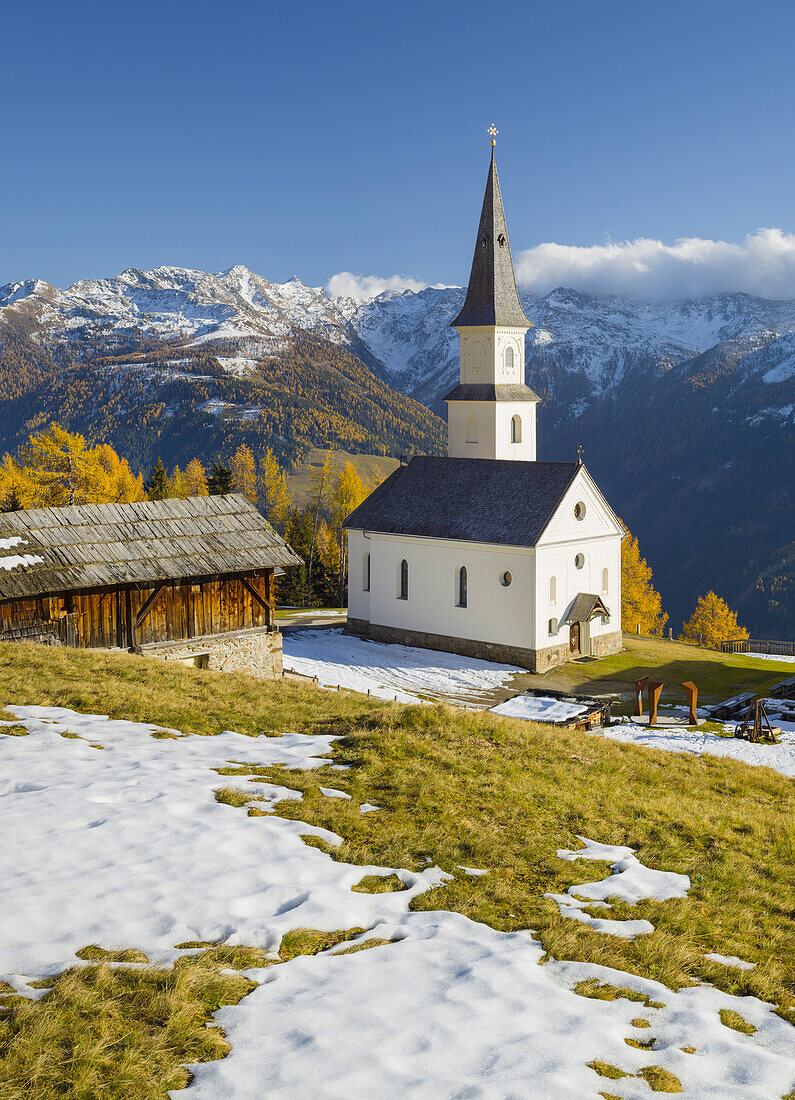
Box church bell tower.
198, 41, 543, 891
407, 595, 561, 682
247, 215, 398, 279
445, 132, 539, 461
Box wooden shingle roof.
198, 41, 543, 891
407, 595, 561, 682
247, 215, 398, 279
0, 494, 302, 600
344, 457, 580, 547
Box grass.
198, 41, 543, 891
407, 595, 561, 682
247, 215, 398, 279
525, 633, 793, 702
0, 640, 793, 1089
0, 929, 368, 1098
719, 1008, 757, 1035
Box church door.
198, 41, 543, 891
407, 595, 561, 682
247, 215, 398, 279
569, 622, 580, 655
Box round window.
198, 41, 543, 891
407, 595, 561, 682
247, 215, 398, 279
574, 553, 585, 570
500, 571, 512, 587
574, 501, 586, 520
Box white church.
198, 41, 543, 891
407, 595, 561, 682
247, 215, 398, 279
344, 143, 624, 673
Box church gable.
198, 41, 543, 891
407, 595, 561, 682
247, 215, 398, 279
535, 466, 624, 546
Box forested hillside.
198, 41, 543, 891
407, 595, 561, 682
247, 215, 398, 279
0, 321, 445, 474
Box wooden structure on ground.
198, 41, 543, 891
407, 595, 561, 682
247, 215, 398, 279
0, 495, 301, 677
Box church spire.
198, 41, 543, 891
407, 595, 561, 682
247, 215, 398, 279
451, 144, 530, 329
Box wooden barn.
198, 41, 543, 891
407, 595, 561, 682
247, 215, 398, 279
0, 494, 301, 677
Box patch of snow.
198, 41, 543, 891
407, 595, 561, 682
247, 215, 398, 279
706, 953, 755, 970
557, 836, 691, 904
0, 554, 44, 570
282, 629, 522, 705
545, 836, 689, 940
181, 915, 795, 1099
0, 536, 24, 550
359, 803, 380, 813
457, 866, 489, 877
318, 787, 351, 800
744, 651, 795, 663
0, 706, 446, 982
3, 705, 794, 1097
491, 694, 589, 723
545, 892, 654, 939
603, 718, 795, 778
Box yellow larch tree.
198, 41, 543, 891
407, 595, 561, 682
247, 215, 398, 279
15, 423, 108, 507
184, 457, 208, 497
680, 592, 749, 648
230, 444, 258, 505
621, 526, 668, 636
258, 449, 292, 530
93, 444, 145, 503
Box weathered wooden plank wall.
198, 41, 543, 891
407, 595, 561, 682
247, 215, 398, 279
0, 570, 275, 651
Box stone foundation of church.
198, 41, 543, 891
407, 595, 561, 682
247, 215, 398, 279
347, 619, 623, 674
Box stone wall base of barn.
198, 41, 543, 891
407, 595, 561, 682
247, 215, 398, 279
346, 619, 623, 674
139, 625, 283, 679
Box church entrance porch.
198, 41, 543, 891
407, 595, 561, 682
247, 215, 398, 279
569, 622, 580, 655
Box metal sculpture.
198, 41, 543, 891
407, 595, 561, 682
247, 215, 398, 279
647, 681, 664, 726
634, 676, 649, 717
681, 681, 698, 725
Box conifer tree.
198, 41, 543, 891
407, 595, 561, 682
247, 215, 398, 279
208, 462, 234, 495
147, 458, 169, 501
680, 592, 749, 648
258, 448, 293, 530
1, 485, 22, 512
169, 465, 189, 499
94, 443, 145, 503
621, 527, 668, 636
184, 457, 208, 497
230, 444, 258, 505
16, 423, 106, 507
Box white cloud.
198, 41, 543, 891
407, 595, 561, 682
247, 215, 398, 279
514, 228, 795, 301
326, 271, 453, 301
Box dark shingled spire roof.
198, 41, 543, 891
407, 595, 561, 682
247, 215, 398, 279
451, 149, 531, 329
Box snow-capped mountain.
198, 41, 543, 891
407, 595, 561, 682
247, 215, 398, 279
1, 264, 793, 636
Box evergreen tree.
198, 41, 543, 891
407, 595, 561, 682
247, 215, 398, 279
621, 527, 668, 636
208, 462, 234, 495
680, 592, 749, 648
1, 485, 22, 512
147, 458, 169, 501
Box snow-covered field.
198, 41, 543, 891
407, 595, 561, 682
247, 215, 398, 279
605, 709, 795, 778
282, 628, 523, 704
1, 704, 794, 1098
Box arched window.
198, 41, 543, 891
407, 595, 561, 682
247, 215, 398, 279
549, 576, 557, 604
602, 567, 608, 593
399, 558, 408, 600
504, 345, 514, 373
511, 414, 522, 444
548, 617, 558, 635
364, 552, 370, 592
472, 342, 486, 372
457, 566, 467, 608
466, 414, 478, 443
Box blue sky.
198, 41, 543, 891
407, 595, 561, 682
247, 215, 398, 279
2, 0, 795, 297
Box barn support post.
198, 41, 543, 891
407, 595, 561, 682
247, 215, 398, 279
125, 586, 134, 650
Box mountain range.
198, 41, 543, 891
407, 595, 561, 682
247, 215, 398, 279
0, 265, 792, 637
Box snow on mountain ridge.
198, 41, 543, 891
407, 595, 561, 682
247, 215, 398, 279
3, 264, 795, 404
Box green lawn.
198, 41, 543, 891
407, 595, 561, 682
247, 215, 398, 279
522, 633, 793, 702
0, 641, 792, 1096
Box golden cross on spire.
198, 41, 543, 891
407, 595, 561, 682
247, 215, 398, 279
488, 123, 498, 147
